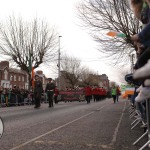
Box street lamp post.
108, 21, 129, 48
129, 54, 135, 73
58, 36, 62, 90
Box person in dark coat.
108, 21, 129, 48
34, 75, 43, 108
45, 78, 55, 107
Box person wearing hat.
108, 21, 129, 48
45, 78, 55, 107
34, 75, 43, 108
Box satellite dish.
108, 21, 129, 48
0, 117, 4, 138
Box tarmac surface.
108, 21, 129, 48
0, 98, 149, 150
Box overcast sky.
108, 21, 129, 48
0, 0, 128, 84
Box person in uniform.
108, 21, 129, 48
84, 85, 92, 104
34, 75, 43, 108
45, 78, 55, 107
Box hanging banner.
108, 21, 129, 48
58, 90, 85, 102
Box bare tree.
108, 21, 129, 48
60, 55, 82, 88
118, 69, 130, 84
0, 16, 58, 83
77, 0, 141, 64
79, 67, 98, 86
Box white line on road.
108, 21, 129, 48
96, 105, 106, 111
110, 101, 127, 146
10, 105, 106, 150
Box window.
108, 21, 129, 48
4, 70, 8, 80
14, 75, 16, 81
10, 75, 13, 81
22, 76, 24, 82
18, 76, 20, 81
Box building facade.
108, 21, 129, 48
57, 71, 110, 90
0, 61, 53, 90
98, 74, 110, 90
0, 61, 28, 89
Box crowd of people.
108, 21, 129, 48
83, 85, 107, 104
0, 74, 109, 108
0, 76, 60, 108
130, 0, 150, 127
0, 85, 32, 106
125, 0, 150, 141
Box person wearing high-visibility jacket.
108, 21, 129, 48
111, 85, 117, 103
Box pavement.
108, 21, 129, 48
113, 99, 149, 150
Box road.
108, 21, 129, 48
0, 98, 149, 150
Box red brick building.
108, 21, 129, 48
0, 61, 51, 89
0, 61, 50, 90
0, 61, 28, 89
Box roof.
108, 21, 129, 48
9, 68, 27, 75
0, 65, 8, 70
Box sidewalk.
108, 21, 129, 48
114, 98, 149, 150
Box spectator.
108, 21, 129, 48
131, 0, 150, 101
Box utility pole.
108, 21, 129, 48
58, 36, 62, 90
129, 53, 135, 73
131, 54, 135, 73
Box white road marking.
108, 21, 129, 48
10, 105, 106, 150
110, 101, 126, 145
